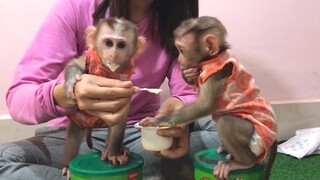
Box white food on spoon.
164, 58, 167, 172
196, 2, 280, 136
140, 88, 162, 94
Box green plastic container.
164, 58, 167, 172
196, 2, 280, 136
194, 149, 265, 180
69, 152, 144, 180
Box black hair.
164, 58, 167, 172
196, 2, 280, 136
92, 0, 199, 60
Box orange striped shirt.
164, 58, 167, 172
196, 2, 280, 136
198, 51, 277, 162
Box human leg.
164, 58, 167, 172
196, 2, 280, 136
0, 126, 92, 180
189, 116, 221, 155
122, 116, 220, 180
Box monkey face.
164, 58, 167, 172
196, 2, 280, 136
175, 33, 201, 69
96, 24, 136, 68
100, 36, 134, 64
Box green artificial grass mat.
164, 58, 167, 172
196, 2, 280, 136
270, 153, 320, 180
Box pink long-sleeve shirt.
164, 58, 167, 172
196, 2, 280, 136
6, 0, 196, 127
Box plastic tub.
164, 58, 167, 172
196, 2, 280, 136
134, 122, 173, 151
193, 149, 265, 180
69, 152, 144, 180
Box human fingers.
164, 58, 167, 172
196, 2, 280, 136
86, 103, 130, 126
160, 137, 188, 159
157, 97, 184, 116
160, 144, 187, 159
75, 75, 137, 100
81, 74, 134, 88
159, 126, 189, 159
77, 96, 130, 112
156, 126, 185, 138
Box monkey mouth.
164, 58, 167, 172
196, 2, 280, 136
105, 61, 120, 72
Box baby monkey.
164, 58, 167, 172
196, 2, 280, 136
140, 16, 277, 180
62, 18, 145, 176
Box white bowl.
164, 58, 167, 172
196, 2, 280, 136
134, 122, 173, 151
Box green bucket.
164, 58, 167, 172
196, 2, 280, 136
69, 152, 144, 180
194, 149, 265, 180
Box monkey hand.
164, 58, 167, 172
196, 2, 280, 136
139, 116, 164, 127
182, 67, 199, 85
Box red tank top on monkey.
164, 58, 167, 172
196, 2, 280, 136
197, 51, 277, 163
68, 48, 135, 128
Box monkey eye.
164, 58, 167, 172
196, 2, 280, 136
105, 39, 114, 47
117, 41, 126, 49
179, 48, 184, 54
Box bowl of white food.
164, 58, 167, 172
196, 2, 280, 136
134, 122, 173, 151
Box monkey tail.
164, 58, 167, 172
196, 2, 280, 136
86, 128, 93, 149
263, 141, 278, 180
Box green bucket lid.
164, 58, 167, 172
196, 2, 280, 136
70, 152, 144, 177
193, 149, 264, 175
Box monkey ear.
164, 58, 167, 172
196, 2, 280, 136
135, 36, 146, 56
85, 26, 97, 49
203, 34, 219, 56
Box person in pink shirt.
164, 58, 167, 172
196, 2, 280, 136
2, 0, 219, 179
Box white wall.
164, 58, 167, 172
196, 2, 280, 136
0, 0, 57, 117
200, 0, 320, 103
1, 0, 320, 117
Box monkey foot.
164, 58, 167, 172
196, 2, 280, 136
108, 154, 129, 165
217, 146, 224, 153
61, 167, 71, 179
101, 146, 130, 165
213, 160, 254, 180
217, 146, 232, 160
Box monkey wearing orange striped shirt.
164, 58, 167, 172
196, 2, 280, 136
140, 16, 277, 180
62, 17, 145, 177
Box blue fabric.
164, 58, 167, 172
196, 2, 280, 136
0, 117, 219, 180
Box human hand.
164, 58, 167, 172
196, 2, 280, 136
145, 97, 189, 159
157, 97, 184, 116
182, 67, 199, 85
153, 125, 189, 159
74, 74, 138, 125
140, 97, 184, 126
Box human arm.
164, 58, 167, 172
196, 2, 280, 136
142, 61, 234, 127
6, 0, 103, 125
144, 96, 189, 159
6, 0, 94, 125
145, 60, 196, 158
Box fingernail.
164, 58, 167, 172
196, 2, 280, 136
133, 86, 140, 93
